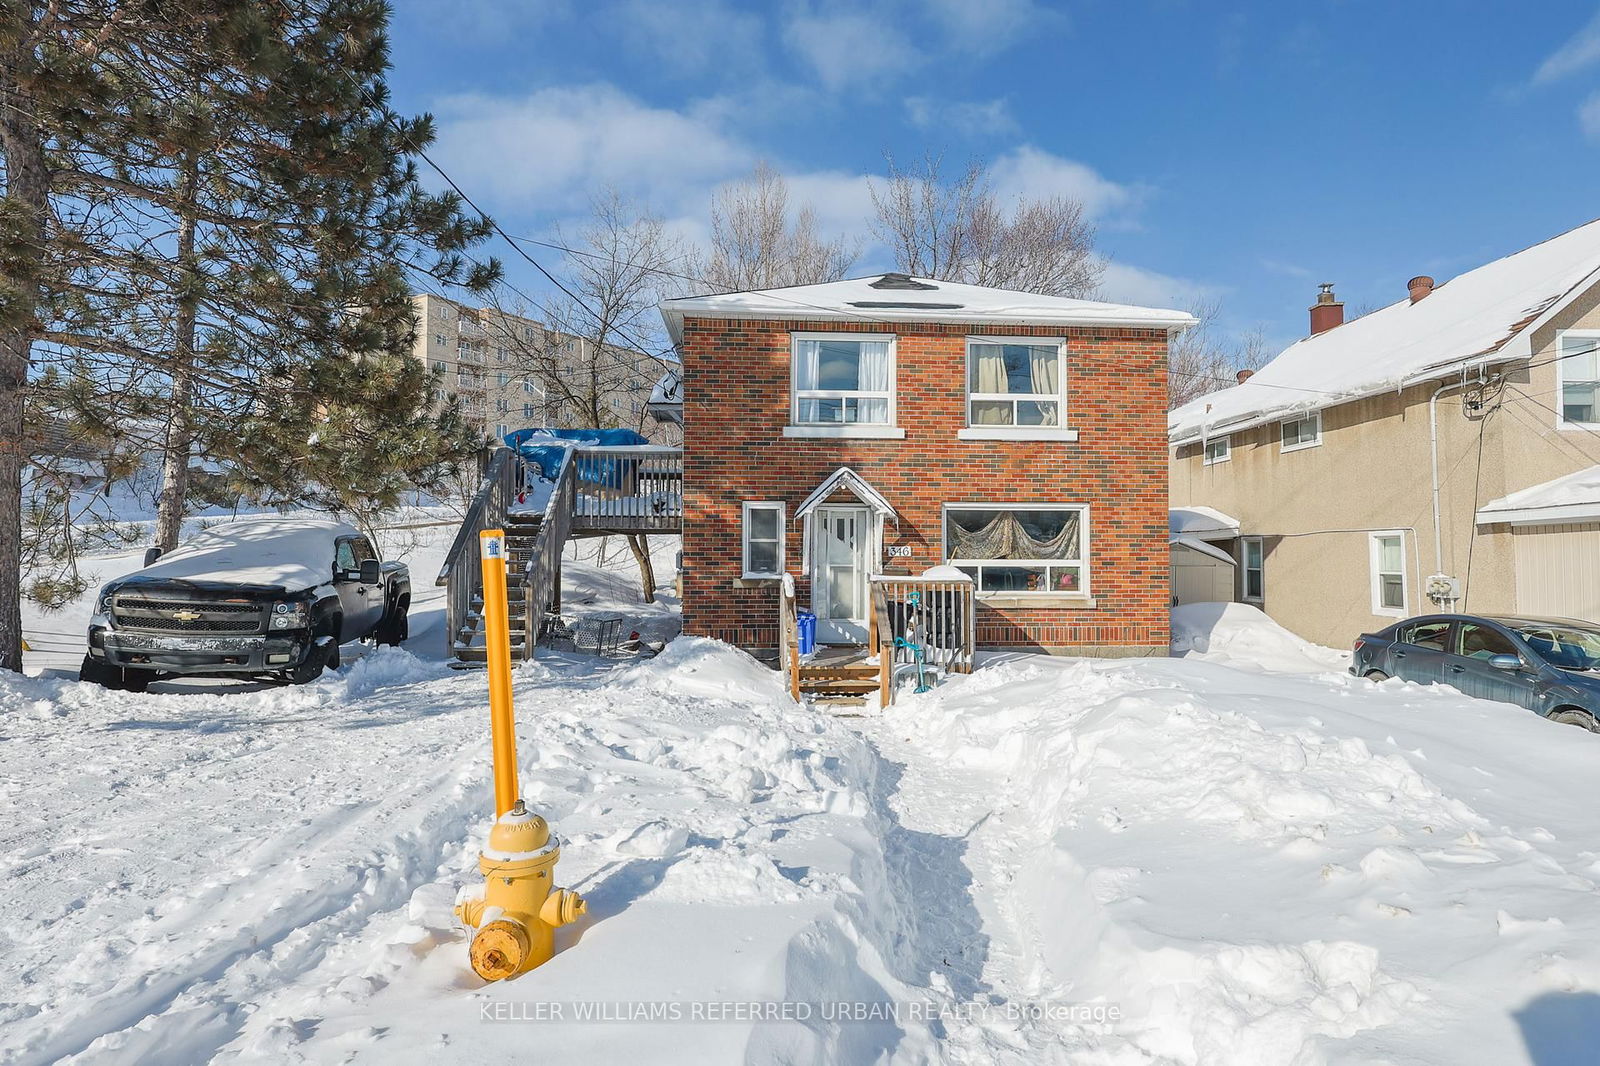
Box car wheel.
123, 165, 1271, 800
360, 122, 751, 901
79, 654, 124, 690
287, 642, 330, 685
376, 603, 409, 646
1548, 707, 1600, 733
1364, 670, 1390, 682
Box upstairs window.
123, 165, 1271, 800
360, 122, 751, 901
792, 333, 894, 426
1280, 411, 1321, 452
1203, 435, 1231, 465
967, 339, 1062, 427
1558, 330, 1600, 425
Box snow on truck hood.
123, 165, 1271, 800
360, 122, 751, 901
126, 517, 356, 592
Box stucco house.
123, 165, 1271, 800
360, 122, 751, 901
659, 273, 1193, 662
1170, 218, 1600, 647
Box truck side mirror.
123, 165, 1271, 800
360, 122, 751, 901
143, 547, 163, 567
359, 559, 381, 585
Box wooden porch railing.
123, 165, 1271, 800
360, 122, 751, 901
569, 445, 683, 532
519, 457, 577, 657
435, 446, 518, 655
778, 573, 801, 702
870, 574, 976, 704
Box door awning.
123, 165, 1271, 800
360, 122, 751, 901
794, 467, 898, 521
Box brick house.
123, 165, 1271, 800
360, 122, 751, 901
659, 273, 1194, 658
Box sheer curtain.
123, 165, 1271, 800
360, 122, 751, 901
971, 345, 1008, 424
856, 340, 890, 422
795, 339, 821, 391
947, 510, 1079, 560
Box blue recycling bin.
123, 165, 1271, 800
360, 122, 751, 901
796, 610, 817, 656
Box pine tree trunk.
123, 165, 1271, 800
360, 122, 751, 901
626, 534, 656, 604
0, 52, 49, 673
156, 158, 200, 552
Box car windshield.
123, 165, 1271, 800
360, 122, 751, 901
1515, 624, 1600, 670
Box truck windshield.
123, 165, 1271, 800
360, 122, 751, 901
1516, 625, 1600, 670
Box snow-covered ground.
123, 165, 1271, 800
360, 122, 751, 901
6, 564, 1600, 1064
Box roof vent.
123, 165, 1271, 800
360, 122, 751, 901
869, 273, 938, 290
847, 301, 964, 310
1408, 275, 1434, 303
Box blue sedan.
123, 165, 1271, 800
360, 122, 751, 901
1351, 613, 1600, 732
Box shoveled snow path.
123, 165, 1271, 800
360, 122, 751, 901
873, 653, 1600, 1064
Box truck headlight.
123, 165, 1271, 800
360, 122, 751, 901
95, 587, 114, 615
270, 600, 310, 630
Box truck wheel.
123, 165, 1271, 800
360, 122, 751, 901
376, 602, 409, 646
120, 668, 151, 693
80, 654, 125, 690
287, 642, 329, 685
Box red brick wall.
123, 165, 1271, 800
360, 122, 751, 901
679, 316, 1171, 654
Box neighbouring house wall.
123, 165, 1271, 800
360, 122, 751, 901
1170, 376, 1514, 649
680, 316, 1172, 655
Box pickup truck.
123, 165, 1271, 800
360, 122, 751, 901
80, 517, 410, 691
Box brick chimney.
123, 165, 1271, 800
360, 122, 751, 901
1408, 275, 1434, 303
1309, 283, 1343, 335
1236, 369, 1255, 383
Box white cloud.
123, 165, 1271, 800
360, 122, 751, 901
904, 96, 1018, 138
1535, 8, 1600, 83
782, 9, 922, 90
988, 145, 1141, 220
923, 0, 1061, 54
1097, 261, 1218, 309
430, 85, 752, 214
1581, 90, 1600, 141
612, 0, 765, 76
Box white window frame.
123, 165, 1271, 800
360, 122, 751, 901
1203, 434, 1231, 465
1280, 410, 1322, 453
1369, 531, 1407, 617
741, 501, 786, 580
1555, 329, 1600, 430
940, 503, 1090, 597
786, 331, 903, 439
958, 336, 1078, 442
1240, 536, 1264, 603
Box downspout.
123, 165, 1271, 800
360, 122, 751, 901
1428, 370, 1486, 607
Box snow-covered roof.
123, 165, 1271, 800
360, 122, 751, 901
1170, 218, 1600, 443
1170, 535, 1237, 565
660, 273, 1196, 344
648, 368, 681, 407
1477, 464, 1600, 526
128, 516, 357, 592
1169, 505, 1240, 540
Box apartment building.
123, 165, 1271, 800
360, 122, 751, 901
409, 293, 663, 442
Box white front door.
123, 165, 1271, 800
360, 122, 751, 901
813, 505, 872, 643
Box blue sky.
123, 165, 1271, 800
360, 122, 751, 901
388, 0, 1600, 353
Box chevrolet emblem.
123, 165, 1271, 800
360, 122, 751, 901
169, 610, 202, 622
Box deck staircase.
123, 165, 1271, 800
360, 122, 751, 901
797, 655, 881, 709
438, 444, 684, 664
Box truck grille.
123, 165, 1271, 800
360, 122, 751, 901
110, 597, 264, 634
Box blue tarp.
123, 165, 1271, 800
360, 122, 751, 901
504, 427, 650, 486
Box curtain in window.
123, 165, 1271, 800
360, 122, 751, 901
948, 510, 1079, 560
796, 339, 822, 391
857, 341, 890, 392
1029, 345, 1059, 396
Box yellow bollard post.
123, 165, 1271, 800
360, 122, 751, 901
479, 529, 519, 817
458, 529, 586, 981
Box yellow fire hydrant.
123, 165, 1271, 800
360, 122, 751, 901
456, 800, 586, 981
458, 530, 586, 982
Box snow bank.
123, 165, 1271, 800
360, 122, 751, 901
1171, 601, 1350, 674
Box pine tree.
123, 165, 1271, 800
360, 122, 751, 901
0, 1, 500, 670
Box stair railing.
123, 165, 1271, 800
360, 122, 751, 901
870, 574, 976, 704
517, 457, 577, 659
436, 446, 518, 656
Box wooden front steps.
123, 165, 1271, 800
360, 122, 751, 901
798, 657, 878, 710
453, 515, 547, 663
